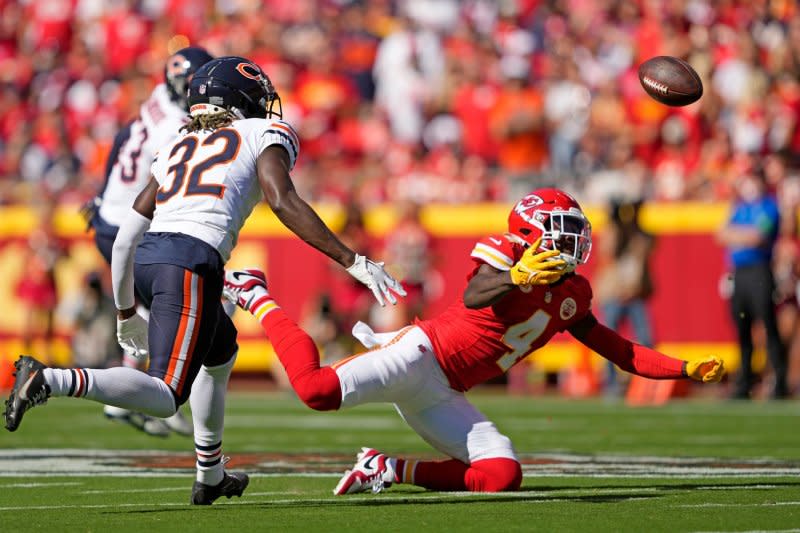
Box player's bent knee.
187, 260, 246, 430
149, 376, 181, 416
292, 368, 342, 411
296, 389, 339, 411
468, 458, 523, 492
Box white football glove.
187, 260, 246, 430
346, 254, 407, 306
116, 313, 149, 361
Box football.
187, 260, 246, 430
638, 56, 703, 106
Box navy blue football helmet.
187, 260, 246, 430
186, 56, 282, 120
164, 46, 214, 111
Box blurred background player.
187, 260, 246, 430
593, 199, 656, 397
717, 163, 789, 399
82, 46, 214, 437
5, 55, 405, 505
61, 271, 117, 369
371, 199, 435, 331
16, 203, 65, 366
223, 188, 724, 495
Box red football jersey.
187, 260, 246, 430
416, 234, 593, 392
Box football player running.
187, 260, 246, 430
5, 56, 405, 505
83, 46, 214, 438
222, 188, 725, 495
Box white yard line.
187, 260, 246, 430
691, 530, 800, 533
0, 493, 617, 512
0, 486, 796, 512
0, 482, 83, 488
1, 449, 798, 478
678, 502, 800, 508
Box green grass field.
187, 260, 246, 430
1, 389, 798, 532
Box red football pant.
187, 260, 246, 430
397, 457, 522, 492
261, 309, 341, 411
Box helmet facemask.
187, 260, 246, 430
238, 63, 282, 120
507, 189, 593, 273
165, 47, 214, 112
537, 211, 592, 273
264, 90, 282, 119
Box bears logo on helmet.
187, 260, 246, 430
236, 62, 265, 81
507, 188, 592, 273
164, 46, 214, 111
187, 56, 282, 120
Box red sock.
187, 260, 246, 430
397, 458, 468, 491
260, 309, 341, 411
396, 457, 521, 492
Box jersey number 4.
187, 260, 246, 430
496, 310, 552, 372
156, 128, 241, 203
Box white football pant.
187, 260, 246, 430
333, 322, 517, 464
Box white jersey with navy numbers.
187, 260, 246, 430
99, 84, 188, 226
147, 117, 300, 262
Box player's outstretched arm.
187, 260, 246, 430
568, 312, 723, 382
110, 178, 157, 360
256, 146, 405, 306
257, 146, 355, 267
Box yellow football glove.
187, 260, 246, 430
509, 238, 566, 286
685, 356, 725, 383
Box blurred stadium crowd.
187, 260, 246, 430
1, 0, 799, 208
2, 0, 800, 395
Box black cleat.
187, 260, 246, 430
190, 471, 249, 505
4, 355, 50, 432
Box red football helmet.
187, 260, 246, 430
507, 188, 592, 272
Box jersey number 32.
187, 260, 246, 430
156, 128, 241, 203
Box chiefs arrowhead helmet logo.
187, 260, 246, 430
513, 194, 544, 224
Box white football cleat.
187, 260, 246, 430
223, 269, 270, 312
333, 447, 394, 495
104, 405, 170, 437
164, 409, 193, 436
139, 416, 170, 438
103, 404, 131, 421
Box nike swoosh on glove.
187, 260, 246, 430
685, 356, 725, 383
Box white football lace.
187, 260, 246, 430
642, 76, 669, 95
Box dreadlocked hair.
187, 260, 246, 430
182, 111, 234, 133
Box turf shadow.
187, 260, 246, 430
110, 491, 663, 515
526, 479, 800, 492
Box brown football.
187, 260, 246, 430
638, 56, 703, 107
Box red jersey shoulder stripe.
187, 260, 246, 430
471, 242, 514, 270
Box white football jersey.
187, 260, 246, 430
147, 117, 300, 262
99, 84, 188, 226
